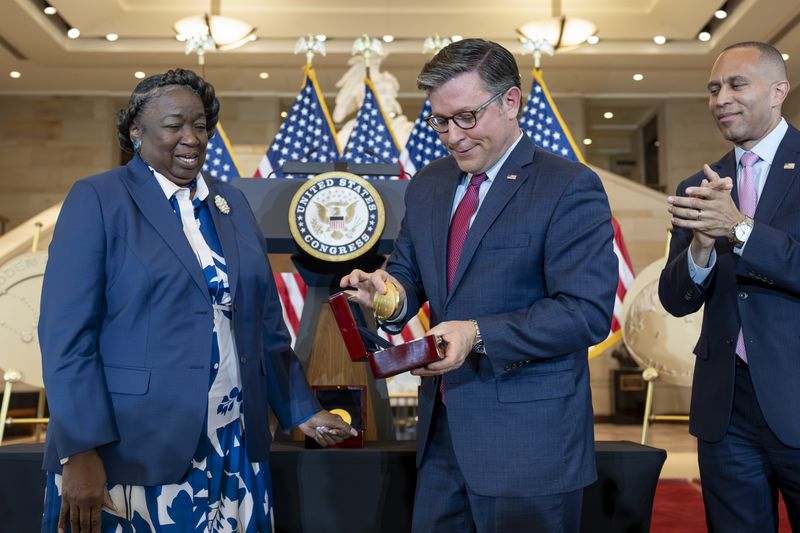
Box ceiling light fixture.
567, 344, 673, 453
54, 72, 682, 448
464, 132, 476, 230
382, 35, 394, 43
586, 35, 599, 45
583, 138, 593, 146
603, 112, 614, 119
174, 0, 257, 64
451, 35, 463, 42
782, 53, 790, 61
517, 0, 597, 52
714, 9, 728, 19
134, 71, 146, 79
106, 33, 119, 42
698, 30, 711, 42
9, 71, 21, 79
633, 73, 644, 81
259, 72, 269, 79
653, 35, 666, 45
43, 6, 56, 15
67, 28, 80, 39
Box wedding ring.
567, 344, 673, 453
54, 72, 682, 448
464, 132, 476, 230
373, 281, 400, 321
697, 210, 702, 220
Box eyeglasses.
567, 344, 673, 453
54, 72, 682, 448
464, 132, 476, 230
424, 91, 505, 133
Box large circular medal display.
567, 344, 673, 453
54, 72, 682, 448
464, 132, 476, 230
288, 172, 385, 262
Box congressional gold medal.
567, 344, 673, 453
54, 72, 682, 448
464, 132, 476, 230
373, 282, 399, 321
330, 408, 352, 426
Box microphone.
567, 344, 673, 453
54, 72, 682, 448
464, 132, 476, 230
363, 148, 412, 179
267, 146, 319, 178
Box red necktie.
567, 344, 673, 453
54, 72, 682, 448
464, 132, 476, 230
447, 173, 488, 290
441, 172, 488, 403
735, 151, 759, 364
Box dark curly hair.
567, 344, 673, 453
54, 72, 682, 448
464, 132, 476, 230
116, 68, 220, 153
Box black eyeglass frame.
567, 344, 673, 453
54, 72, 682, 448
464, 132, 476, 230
423, 90, 506, 133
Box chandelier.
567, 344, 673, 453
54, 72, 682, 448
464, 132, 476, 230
516, 0, 596, 50
174, 0, 256, 64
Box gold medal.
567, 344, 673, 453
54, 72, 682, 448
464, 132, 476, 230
330, 408, 352, 426
373, 281, 400, 321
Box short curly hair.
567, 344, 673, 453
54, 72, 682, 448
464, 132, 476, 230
116, 68, 220, 153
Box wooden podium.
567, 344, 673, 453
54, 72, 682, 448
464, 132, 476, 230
232, 166, 408, 441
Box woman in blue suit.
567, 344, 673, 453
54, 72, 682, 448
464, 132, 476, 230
39, 69, 355, 532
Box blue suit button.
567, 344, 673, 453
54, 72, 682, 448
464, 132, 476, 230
240, 355, 247, 364
738, 291, 748, 300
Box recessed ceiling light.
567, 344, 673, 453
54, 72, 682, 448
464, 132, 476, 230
134, 71, 146, 79
316, 34, 327, 42
106, 33, 119, 42
583, 138, 593, 146
782, 53, 790, 61
280, 111, 288, 118
603, 112, 614, 119
9, 71, 21, 79
586, 35, 600, 45
714, 9, 728, 19
259, 72, 269, 79
633, 73, 644, 81
43, 6, 57, 15
382, 35, 394, 43
653, 35, 666, 45
67, 28, 81, 39
698, 31, 711, 42
451, 35, 463, 42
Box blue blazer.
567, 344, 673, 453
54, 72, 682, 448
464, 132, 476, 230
659, 124, 800, 447
385, 135, 618, 497
39, 155, 319, 485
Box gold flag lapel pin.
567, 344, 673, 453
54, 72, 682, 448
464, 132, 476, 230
784, 162, 796, 170
506, 174, 517, 180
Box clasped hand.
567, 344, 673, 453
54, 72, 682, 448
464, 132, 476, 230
298, 409, 359, 447
667, 164, 744, 264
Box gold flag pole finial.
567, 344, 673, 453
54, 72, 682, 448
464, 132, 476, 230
294, 34, 326, 68
422, 34, 452, 55
519, 36, 554, 72
352, 34, 383, 79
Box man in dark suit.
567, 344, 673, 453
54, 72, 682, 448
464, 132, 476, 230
659, 41, 800, 531
341, 39, 618, 533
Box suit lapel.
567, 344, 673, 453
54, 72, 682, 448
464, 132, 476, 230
445, 137, 534, 304
120, 156, 212, 306
205, 180, 240, 302
754, 127, 800, 225
432, 160, 462, 310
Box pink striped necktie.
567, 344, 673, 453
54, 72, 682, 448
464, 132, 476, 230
735, 151, 759, 364
447, 172, 488, 291
441, 172, 487, 404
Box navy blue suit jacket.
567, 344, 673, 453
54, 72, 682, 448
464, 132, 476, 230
39, 155, 319, 485
659, 124, 800, 447
385, 135, 618, 497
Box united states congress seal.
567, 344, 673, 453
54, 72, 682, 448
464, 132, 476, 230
288, 172, 385, 262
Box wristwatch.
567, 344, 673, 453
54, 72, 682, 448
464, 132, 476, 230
470, 319, 485, 354
729, 216, 754, 247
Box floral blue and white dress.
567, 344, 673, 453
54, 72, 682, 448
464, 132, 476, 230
43, 172, 273, 532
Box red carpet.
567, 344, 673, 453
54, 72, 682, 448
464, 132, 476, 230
651, 479, 792, 532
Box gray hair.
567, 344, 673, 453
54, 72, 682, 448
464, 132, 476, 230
417, 38, 522, 96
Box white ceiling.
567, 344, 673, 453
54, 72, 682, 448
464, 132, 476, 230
1, 0, 799, 97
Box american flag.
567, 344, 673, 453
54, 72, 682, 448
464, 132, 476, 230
521, 68, 635, 358
254, 66, 340, 178
398, 99, 449, 177
265, 75, 424, 346
342, 78, 402, 180
203, 123, 241, 181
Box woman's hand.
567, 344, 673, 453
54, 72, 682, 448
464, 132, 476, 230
298, 410, 359, 447
58, 449, 115, 533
